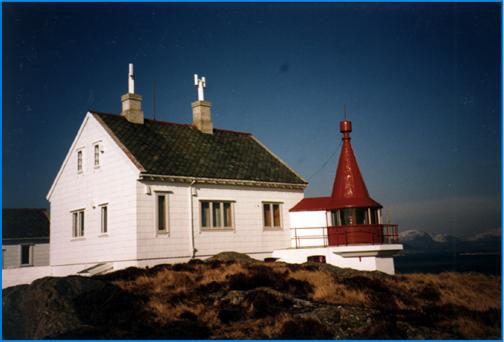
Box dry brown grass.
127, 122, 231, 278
289, 269, 368, 305
261, 313, 292, 338
198, 262, 247, 285
396, 272, 501, 311
106, 258, 500, 339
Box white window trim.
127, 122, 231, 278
93, 141, 102, 169
200, 200, 235, 232
20, 244, 33, 266
99, 203, 108, 235
76, 148, 84, 174
155, 192, 170, 235
262, 201, 283, 230
71, 209, 85, 239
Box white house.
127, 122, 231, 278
2, 208, 52, 288
2, 208, 50, 269
46, 66, 307, 277
3, 65, 403, 289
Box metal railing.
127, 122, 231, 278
292, 226, 328, 249
291, 224, 399, 248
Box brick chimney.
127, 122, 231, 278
121, 63, 144, 124
192, 100, 213, 134
192, 74, 213, 134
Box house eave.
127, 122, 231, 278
139, 173, 308, 190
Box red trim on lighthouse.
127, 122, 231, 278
290, 197, 331, 212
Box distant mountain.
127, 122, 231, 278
432, 233, 461, 244
399, 230, 440, 250
463, 228, 501, 242
399, 229, 501, 254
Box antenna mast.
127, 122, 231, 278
194, 74, 206, 101
128, 63, 135, 94
152, 80, 157, 121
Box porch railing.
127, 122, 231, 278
291, 224, 399, 248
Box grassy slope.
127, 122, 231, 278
94, 252, 501, 339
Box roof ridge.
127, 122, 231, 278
213, 127, 251, 136
90, 110, 251, 135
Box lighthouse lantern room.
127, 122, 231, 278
273, 117, 403, 274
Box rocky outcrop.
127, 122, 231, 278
3, 253, 501, 339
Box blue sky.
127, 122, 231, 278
3, 3, 500, 236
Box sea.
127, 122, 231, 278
395, 253, 501, 275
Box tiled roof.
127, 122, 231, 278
3, 209, 50, 243
92, 112, 307, 186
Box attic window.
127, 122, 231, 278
77, 150, 83, 173
94, 144, 100, 167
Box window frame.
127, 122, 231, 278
71, 209, 85, 238
262, 202, 283, 230
200, 200, 235, 231
20, 244, 33, 266
77, 148, 84, 174
93, 142, 102, 168
155, 192, 170, 234
100, 204, 108, 234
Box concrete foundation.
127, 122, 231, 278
272, 244, 403, 275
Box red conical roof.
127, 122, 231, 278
327, 120, 382, 210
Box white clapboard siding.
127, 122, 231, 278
2, 244, 49, 268
49, 113, 140, 267
136, 182, 304, 261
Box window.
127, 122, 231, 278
100, 205, 108, 234
369, 208, 379, 224
77, 150, 83, 173
20, 245, 32, 266
156, 193, 169, 232
341, 208, 353, 225
263, 202, 282, 229
331, 208, 380, 226
94, 144, 100, 167
355, 208, 367, 225
72, 210, 85, 237
201, 201, 233, 229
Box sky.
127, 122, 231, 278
3, 3, 501, 236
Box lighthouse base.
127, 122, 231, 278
272, 244, 403, 275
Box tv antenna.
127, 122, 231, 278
194, 74, 206, 101
152, 80, 157, 121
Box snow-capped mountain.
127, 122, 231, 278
399, 230, 440, 249
432, 233, 461, 244
463, 228, 501, 242
399, 229, 501, 254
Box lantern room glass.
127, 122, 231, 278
331, 208, 380, 226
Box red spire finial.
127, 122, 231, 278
340, 105, 352, 140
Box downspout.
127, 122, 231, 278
189, 180, 197, 258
